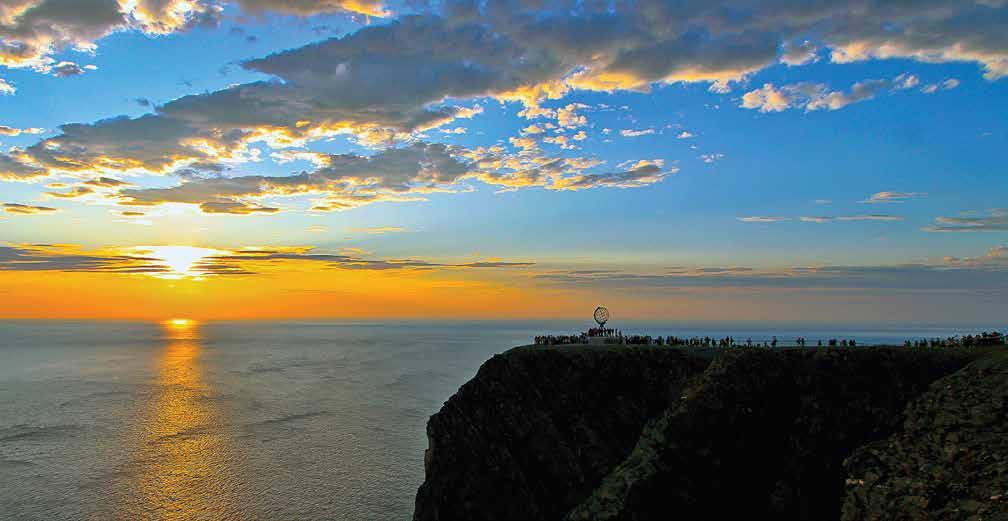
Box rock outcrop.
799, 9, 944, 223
414, 346, 993, 520
842, 351, 1008, 520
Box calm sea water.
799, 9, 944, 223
0, 320, 997, 520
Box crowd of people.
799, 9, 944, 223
904, 331, 1005, 348
533, 330, 1005, 349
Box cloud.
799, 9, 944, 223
861, 191, 927, 204
549, 161, 669, 191
522, 124, 546, 135
766, 214, 904, 223
0, 244, 156, 272
198, 201, 280, 215
537, 261, 1008, 292
0, 78, 13, 95
620, 128, 656, 137
234, 0, 387, 17
118, 141, 670, 213
924, 209, 1008, 232
0, 125, 43, 136
676, 131, 693, 139
49, 61, 92, 77
118, 142, 473, 213
835, 214, 903, 221
780, 40, 819, 66
701, 153, 724, 163
742, 75, 917, 113
738, 216, 790, 223
3, 202, 57, 214
922, 78, 962, 93
552, 103, 589, 128
2, 0, 1005, 199
0, 151, 45, 180
44, 185, 94, 199
348, 226, 404, 234
891, 73, 920, 90
741, 83, 793, 112
82, 177, 131, 188
0, 243, 535, 277
202, 247, 535, 273
0, 0, 222, 72
944, 245, 1008, 267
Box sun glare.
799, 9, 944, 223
161, 317, 200, 346
142, 246, 223, 279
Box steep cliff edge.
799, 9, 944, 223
414, 347, 987, 521
413, 346, 711, 520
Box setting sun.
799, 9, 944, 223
142, 246, 225, 279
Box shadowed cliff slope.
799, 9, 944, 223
413, 346, 711, 520
415, 346, 985, 521
568, 349, 973, 520
842, 351, 1008, 520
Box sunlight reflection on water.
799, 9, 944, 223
118, 319, 241, 520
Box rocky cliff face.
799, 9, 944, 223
414, 346, 991, 521
842, 351, 1008, 520
413, 346, 710, 520
568, 349, 972, 520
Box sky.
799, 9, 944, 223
0, 0, 1006, 323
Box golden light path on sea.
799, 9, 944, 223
116, 318, 244, 519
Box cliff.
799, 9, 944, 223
413, 346, 711, 520
842, 350, 1008, 520
414, 346, 997, 520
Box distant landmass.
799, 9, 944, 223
413, 344, 1007, 520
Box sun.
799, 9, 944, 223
140, 246, 224, 279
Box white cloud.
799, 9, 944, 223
742, 74, 933, 113
780, 40, 818, 66
738, 216, 790, 223
861, 191, 927, 204
0, 125, 43, 136
620, 128, 655, 137
741, 84, 793, 112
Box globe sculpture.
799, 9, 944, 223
593, 306, 610, 327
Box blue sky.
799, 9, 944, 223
0, 0, 1006, 322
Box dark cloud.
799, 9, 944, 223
83, 177, 131, 188
116, 142, 670, 213
201, 248, 535, 272
0, 0, 221, 70
3, 202, 57, 214
537, 262, 1008, 292
0, 244, 534, 276
2, 0, 1005, 226
49, 61, 87, 77
198, 201, 279, 214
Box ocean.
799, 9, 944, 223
0, 320, 998, 520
